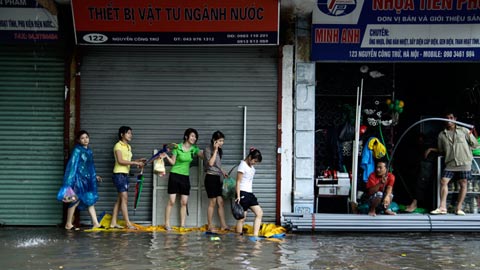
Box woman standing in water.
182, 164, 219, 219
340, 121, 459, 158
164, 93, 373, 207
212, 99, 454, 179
110, 126, 145, 229
203, 131, 229, 231
235, 148, 263, 239
57, 130, 102, 230
162, 128, 204, 230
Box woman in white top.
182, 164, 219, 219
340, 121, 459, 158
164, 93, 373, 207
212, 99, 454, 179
235, 148, 263, 238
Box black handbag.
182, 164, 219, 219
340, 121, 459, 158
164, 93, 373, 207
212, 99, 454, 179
231, 201, 245, 220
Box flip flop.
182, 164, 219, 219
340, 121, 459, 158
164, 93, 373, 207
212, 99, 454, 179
430, 208, 447, 215
66, 226, 80, 231
403, 207, 416, 213
109, 224, 124, 229
126, 224, 137, 230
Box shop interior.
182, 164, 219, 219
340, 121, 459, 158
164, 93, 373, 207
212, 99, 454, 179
314, 63, 480, 214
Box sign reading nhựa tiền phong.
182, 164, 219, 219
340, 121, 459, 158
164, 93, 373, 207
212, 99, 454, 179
312, 0, 480, 62
71, 0, 279, 46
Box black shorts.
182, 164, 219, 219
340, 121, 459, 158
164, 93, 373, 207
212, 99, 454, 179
204, 174, 222, 198
239, 191, 259, 211
168, 172, 190, 195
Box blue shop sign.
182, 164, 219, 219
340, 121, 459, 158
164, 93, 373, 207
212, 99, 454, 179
311, 0, 480, 62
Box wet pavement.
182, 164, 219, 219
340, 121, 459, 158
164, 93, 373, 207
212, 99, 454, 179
1, 227, 480, 270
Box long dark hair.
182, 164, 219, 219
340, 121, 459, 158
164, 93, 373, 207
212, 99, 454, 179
210, 130, 225, 158
247, 147, 262, 162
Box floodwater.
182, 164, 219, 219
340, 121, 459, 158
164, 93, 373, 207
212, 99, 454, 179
1, 227, 480, 270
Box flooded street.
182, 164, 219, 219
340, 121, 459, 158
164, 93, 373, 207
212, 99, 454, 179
1, 227, 480, 270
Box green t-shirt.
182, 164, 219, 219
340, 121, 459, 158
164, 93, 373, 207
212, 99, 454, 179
170, 143, 200, 176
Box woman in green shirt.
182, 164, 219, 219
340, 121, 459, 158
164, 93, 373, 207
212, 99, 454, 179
161, 128, 204, 229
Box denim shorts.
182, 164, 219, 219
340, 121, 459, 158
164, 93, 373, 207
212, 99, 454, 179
113, 173, 129, 193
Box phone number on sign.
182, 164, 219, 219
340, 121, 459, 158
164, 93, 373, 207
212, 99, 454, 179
443, 50, 475, 58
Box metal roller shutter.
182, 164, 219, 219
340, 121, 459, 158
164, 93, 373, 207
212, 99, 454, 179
80, 46, 278, 226
0, 45, 65, 225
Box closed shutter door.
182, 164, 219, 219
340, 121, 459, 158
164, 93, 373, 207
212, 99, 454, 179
0, 45, 65, 225
80, 46, 278, 226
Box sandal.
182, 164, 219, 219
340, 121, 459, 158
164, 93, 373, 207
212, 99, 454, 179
126, 224, 137, 230
455, 210, 466, 216
430, 208, 447, 215
65, 226, 80, 231
109, 224, 124, 229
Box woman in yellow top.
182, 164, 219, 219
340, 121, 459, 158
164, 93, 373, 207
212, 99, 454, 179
110, 126, 145, 229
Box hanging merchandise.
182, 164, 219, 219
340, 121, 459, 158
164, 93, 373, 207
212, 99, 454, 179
368, 137, 386, 159
339, 121, 355, 141
473, 137, 480, 156
360, 125, 367, 135
359, 137, 386, 182
338, 104, 356, 141
386, 98, 405, 126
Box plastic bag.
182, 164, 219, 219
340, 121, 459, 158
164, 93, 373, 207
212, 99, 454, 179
339, 122, 355, 141
154, 158, 166, 176
473, 137, 480, 156
231, 201, 245, 220
222, 177, 236, 198
62, 187, 77, 203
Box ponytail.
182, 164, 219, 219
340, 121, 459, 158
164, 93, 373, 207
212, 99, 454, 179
247, 147, 262, 162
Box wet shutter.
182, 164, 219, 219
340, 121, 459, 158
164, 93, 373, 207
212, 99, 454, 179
0, 45, 65, 225
79, 47, 278, 226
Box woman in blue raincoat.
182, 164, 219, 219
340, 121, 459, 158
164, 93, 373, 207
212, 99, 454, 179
57, 130, 102, 230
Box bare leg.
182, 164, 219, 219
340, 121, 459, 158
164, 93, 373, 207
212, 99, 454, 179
65, 201, 80, 229
110, 195, 122, 228
216, 196, 228, 230
165, 193, 176, 228
250, 205, 263, 237
456, 179, 467, 212
88, 205, 100, 228
180, 195, 189, 227
207, 197, 217, 230
236, 215, 246, 234
369, 197, 381, 216
118, 192, 132, 227
438, 177, 450, 211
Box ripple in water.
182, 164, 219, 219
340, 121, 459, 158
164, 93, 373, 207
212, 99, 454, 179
15, 237, 55, 248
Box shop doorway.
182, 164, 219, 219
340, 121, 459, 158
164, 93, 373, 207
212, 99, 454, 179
314, 63, 480, 213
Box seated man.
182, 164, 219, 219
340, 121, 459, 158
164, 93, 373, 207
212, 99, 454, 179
366, 160, 396, 216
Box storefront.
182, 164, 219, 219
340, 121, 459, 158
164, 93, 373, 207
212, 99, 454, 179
72, 0, 282, 226
292, 0, 480, 216
0, 1, 64, 225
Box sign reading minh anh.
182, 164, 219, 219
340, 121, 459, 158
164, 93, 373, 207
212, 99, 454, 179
72, 0, 279, 46
312, 0, 480, 62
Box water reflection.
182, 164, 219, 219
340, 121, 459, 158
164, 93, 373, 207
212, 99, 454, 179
1, 228, 480, 270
